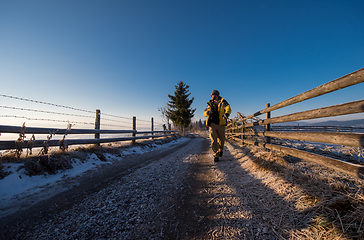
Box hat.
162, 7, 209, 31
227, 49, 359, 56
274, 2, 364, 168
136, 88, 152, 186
211, 90, 220, 96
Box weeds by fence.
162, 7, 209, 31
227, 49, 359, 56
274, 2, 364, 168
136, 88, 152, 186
226, 67, 364, 179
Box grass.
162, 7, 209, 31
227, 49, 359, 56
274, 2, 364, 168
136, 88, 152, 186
228, 140, 364, 239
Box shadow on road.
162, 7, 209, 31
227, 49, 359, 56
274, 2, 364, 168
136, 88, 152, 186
170, 137, 352, 239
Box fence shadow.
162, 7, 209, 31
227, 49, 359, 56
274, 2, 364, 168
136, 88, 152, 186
211, 144, 310, 239
170, 137, 316, 239
223, 140, 363, 239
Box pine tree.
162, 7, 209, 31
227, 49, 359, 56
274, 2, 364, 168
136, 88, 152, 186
198, 119, 203, 129
167, 81, 196, 130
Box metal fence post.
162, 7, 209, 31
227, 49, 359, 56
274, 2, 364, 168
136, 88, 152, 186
132, 116, 136, 143
95, 109, 100, 146
151, 117, 154, 139
265, 103, 271, 144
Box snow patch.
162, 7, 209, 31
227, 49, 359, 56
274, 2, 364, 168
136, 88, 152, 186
0, 137, 189, 205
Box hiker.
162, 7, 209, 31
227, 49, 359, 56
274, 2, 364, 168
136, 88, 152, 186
203, 90, 231, 162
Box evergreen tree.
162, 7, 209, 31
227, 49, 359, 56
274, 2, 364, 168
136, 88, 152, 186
167, 81, 196, 130
198, 119, 203, 129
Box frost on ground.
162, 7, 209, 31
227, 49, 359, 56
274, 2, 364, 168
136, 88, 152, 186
274, 138, 364, 164
0, 135, 363, 239
242, 142, 364, 239
0, 136, 188, 216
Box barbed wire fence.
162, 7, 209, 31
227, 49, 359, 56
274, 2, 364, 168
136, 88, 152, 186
0, 94, 167, 136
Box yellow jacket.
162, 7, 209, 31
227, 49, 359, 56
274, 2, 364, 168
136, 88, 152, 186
203, 97, 231, 126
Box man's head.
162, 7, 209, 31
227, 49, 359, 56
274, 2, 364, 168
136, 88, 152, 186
211, 90, 220, 101
211, 90, 219, 96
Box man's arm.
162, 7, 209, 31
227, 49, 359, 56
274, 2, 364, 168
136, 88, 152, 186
203, 102, 212, 117
222, 100, 231, 119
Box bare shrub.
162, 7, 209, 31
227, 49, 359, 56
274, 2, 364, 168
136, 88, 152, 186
15, 123, 26, 158
23, 154, 73, 176
59, 122, 72, 151
40, 131, 55, 155
26, 134, 35, 156
23, 159, 44, 176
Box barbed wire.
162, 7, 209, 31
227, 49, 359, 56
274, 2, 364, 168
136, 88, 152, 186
0, 105, 162, 125
101, 113, 131, 120
100, 113, 163, 125
1, 94, 166, 125
0, 105, 94, 118
100, 121, 164, 129
0, 110, 164, 127
0, 114, 166, 131
0, 94, 95, 114
100, 123, 164, 130
136, 119, 164, 125
0, 115, 94, 125
101, 117, 131, 125
100, 123, 131, 128
136, 123, 165, 128
138, 118, 152, 123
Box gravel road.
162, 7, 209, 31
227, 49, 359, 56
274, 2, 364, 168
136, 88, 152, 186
0, 135, 327, 239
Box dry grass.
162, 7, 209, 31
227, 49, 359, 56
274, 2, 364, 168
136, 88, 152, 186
228, 141, 364, 239
289, 215, 350, 240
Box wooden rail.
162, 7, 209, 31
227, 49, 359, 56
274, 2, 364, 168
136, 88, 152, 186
226, 68, 364, 179
237, 67, 364, 123
0, 125, 135, 135
0, 122, 179, 152
229, 131, 364, 148
271, 125, 364, 133
0, 134, 176, 151
236, 100, 364, 129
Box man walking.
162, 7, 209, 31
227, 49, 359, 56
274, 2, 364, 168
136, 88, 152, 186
203, 90, 231, 162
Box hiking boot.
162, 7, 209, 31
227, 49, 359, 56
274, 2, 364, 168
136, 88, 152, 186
214, 157, 219, 162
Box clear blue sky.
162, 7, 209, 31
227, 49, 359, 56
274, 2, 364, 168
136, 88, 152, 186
1, 0, 363, 130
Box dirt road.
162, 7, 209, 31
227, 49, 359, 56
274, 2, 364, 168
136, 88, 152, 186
0, 135, 362, 239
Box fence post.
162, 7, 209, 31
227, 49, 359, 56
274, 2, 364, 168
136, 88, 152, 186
132, 116, 136, 144
151, 117, 154, 139
237, 112, 245, 140
265, 103, 271, 144
95, 109, 100, 146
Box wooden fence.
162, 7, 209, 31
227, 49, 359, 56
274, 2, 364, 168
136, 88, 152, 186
226, 68, 364, 179
271, 125, 364, 133
0, 114, 179, 152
